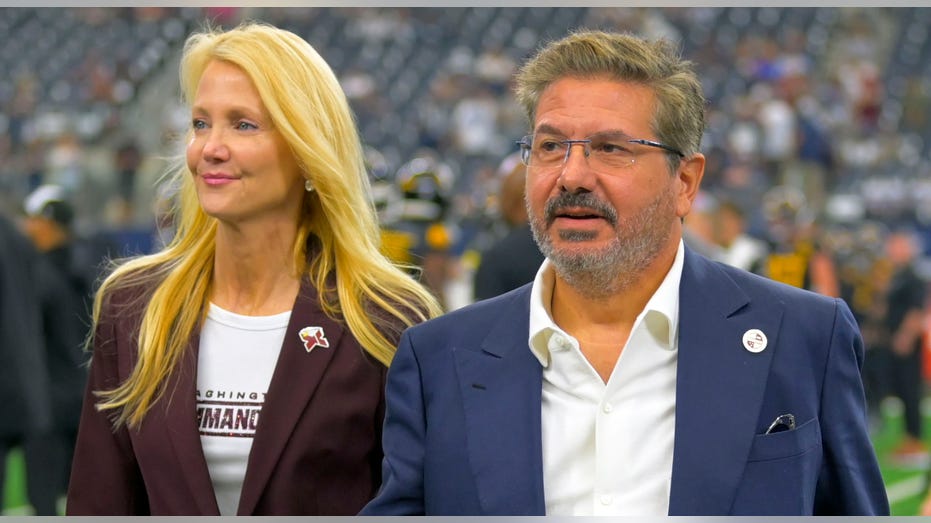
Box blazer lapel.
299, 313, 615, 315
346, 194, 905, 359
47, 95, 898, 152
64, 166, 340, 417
236, 282, 342, 515
453, 288, 546, 515
157, 332, 221, 514
668, 250, 783, 515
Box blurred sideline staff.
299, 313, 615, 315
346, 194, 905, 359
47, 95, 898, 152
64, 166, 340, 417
472, 152, 543, 301
760, 185, 839, 297
0, 213, 55, 515
380, 148, 460, 309
20, 185, 94, 513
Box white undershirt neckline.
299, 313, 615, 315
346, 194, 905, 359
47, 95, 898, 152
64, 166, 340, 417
196, 302, 290, 515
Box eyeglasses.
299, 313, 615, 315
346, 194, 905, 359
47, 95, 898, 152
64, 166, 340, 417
516, 132, 685, 171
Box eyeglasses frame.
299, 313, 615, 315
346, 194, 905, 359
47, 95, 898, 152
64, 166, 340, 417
515, 134, 685, 168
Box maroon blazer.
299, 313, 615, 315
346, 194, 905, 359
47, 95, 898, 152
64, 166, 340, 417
67, 276, 394, 515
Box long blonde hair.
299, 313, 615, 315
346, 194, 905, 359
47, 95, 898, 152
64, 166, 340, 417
93, 22, 442, 428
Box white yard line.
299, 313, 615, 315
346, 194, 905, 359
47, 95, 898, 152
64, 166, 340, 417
887, 473, 927, 506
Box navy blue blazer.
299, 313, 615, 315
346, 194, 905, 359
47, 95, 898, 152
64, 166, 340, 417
362, 247, 889, 516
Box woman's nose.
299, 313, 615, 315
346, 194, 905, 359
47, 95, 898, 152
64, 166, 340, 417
201, 129, 230, 162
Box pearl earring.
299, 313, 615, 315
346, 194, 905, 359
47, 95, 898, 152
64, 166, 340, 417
304, 179, 314, 192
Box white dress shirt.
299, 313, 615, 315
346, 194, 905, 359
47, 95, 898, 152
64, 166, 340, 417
528, 240, 684, 515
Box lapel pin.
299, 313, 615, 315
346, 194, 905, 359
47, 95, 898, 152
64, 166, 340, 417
299, 326, 330, 353
742, 329, 767, 353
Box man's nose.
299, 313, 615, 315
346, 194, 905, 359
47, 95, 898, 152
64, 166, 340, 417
558, 141, 595, 193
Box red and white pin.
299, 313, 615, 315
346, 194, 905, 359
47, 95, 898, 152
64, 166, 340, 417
299, 326, 329, 353
742, 329, 767, 353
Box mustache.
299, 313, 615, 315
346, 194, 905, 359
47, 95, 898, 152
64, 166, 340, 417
544, 192, 618, 226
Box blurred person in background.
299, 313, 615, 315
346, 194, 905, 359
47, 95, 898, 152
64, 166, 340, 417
682, 189, 723, 260
365, 146, 411, 267
365, 146, 401, 227
22, 185, 105, 312
67, 22, 441, 515
43, 132, 85, 194
21, 185, 96, 513
0, 213, 55, 515
712, 198, 768, 273
111, 140, 144, 226
391, 149, 460, 309
881, 228, 929, 466
472, 152, 543, 301
828, 221, 894, 433
759, 185, 839, 297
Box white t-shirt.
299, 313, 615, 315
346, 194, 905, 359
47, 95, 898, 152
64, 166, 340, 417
196, 303, 289, 515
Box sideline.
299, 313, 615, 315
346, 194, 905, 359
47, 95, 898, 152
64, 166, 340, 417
887, 473, 926, 506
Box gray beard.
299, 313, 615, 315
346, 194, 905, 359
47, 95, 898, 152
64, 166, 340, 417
528, 189, 676, 299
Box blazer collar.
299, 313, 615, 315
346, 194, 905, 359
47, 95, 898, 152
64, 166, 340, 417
668, 247, 783, 515
455, 287, 547, 515
237, 278, 343, 514
453, 248, 784, 515
158, 328, 220, 514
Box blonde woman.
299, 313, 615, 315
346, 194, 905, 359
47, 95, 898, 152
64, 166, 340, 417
67, 22, 442, 515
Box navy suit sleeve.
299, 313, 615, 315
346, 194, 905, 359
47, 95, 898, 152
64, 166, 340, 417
360, 329, 426, 515
815, 298, 889, 515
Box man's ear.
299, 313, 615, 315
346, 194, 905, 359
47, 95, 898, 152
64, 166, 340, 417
675, 153, 705, 219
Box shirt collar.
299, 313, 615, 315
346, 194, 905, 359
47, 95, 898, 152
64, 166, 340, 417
528, 239, 685, 367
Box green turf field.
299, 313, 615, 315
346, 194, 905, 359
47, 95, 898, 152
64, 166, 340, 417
2, 449, 32, 515
871, 398, 931, 516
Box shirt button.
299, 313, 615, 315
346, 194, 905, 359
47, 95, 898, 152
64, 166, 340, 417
603, 402, 613, 413
600, 494, 613, 505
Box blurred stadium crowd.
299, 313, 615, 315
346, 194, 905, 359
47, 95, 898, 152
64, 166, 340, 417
2, 5, 931, 514
3, 7, 931, 289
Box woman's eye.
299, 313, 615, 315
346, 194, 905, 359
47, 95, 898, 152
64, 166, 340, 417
236, 121, 258, 131
192, 119, 207, 130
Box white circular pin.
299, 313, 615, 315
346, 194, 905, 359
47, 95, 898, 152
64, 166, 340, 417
742, 329, 767, 353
